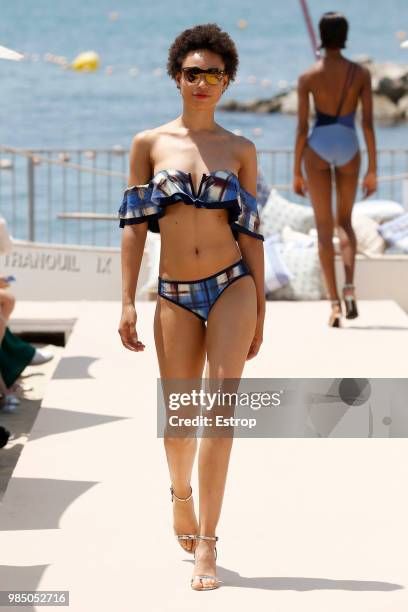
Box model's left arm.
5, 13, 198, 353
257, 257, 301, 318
360, 66, 377, 198
237, 139, 265, 360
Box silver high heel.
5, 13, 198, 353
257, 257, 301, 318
328, 299, 342, 328
191, 535, 219, 591
170, 485, 197, 554
342, 283, 359, 319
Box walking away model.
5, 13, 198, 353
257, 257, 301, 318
293, 11, 377, 327
117, 23, 265, 590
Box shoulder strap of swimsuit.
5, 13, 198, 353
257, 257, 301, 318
335, 62, 356, 117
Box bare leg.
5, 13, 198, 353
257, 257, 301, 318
154, 297, 206, 553
334, 151, 361, 285
303, 146, 339, 301
0, 290, 16, 322
0, 315, 9, 397
192, 274, 257, 589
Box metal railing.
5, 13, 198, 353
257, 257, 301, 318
0, 146, 128, 246
1, 145, 408, 247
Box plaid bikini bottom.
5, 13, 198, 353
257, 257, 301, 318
157, 258, 251, 322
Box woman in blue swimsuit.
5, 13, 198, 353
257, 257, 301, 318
293, 12, 377, 327
117, 24, 265, 590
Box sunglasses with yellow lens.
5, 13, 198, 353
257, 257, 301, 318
181, 67, 225, 85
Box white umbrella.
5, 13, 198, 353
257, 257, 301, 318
0, 44, 23, 61
401, 40, 408, 48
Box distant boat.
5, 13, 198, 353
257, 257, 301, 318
0, 44, 23, 61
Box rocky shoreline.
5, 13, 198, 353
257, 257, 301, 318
219, 58, 408, 123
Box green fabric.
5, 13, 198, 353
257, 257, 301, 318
0, 327, 35, 388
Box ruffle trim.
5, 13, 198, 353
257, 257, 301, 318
118, 175, 264, 240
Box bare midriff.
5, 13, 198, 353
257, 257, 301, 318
158, 201, 242, 281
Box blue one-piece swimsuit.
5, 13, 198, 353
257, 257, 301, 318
307, 62, 359, 167
118, 169, 264, 322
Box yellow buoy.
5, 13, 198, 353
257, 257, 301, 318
70, 51, 100, 72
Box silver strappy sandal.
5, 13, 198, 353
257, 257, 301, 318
170, 485, 198, 554
342, 283, 359, 319
191, 535, 219, 591
328, 299, 342, 328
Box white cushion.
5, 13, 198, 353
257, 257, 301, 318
283, 225, 315, 248
353, 199, 404, 224
267, 243, 325, 300
352, 214, 386, 255
256, 172, 271, 211
263, 234, 291, 293
259, 189, 315, 237
378, 211, 408, 253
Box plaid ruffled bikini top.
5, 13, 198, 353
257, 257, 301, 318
118, 168, 264, 241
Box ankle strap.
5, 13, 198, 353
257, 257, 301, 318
170, 484, 192, 502
343, 284, 355, 289
196, 535, 218, 542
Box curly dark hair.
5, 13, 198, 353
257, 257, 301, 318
167, 23, 239, 86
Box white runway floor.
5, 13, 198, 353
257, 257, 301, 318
1, 300, 407, 611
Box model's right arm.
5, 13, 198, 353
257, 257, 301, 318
293, 73, 310, 197
118, 131, 152, 352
